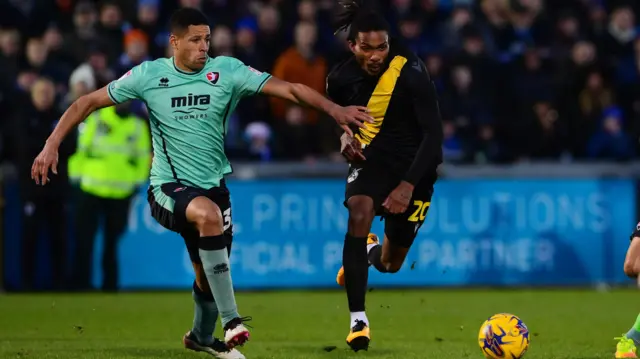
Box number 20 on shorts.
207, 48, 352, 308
408, 200, 430, 222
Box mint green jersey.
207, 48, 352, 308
107, 56, 271, 189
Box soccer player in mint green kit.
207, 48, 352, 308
614, 223, 640, 358
31, 8, 373, 359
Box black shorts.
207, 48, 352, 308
344, 161, 434, 248
147, 179, 233, 262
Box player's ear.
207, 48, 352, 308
348, 40, 357, 54
169, 34, 179, 50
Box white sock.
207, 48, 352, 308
350, 311, 369, 327
366, 243, 379, 265
366, 243, 378, 254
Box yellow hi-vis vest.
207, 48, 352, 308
68, 106, 151, 199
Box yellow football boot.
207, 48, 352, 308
336, 233, 380, 286
346, 320, 370, 352
615, 335, 638, 358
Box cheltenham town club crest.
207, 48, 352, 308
206, 71, 220, 85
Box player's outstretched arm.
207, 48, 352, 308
31, 86, 114, 185
260, 76, 374, 136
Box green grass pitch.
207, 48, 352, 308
0, 288, 636, 358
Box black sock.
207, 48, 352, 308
192, 280, 214, 301
368, 245, 388, 273
343, 234, 368, 312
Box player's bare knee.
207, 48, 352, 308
385, 262, 402, 273
347, 197, 375, 233
624, 259, 640, 277
194, 209, 223, 236
379, 256, 402, 273
348, 209, 373, 229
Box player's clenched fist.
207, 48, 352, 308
340, 133, 366, 162
31, 143, 59, 186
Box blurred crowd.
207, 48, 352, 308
1, 0, 640, 169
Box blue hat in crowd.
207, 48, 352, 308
602, 106, 623, 122
236, 17, 258, 33
138, 0, 159, 8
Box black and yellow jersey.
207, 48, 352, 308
326, 41, 443, 186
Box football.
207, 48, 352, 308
478, 313, 530, 359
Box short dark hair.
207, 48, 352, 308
333, 0, 390, 41
170, 8, 210, 35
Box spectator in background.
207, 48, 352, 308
0, 0, 54, 38
472, 123, 504, 163
522, 101, 568, 160
569, 69, 615, 156
69, 103, 151, 291
61, 47, 114, 114
15, 70, 39, 104
97, 1, 125, 64
550, 11, 583, 66
454, 25, 497, 96
271, 21, 327, 160
275, 105, 320, 161
257, 5, 286, 71
234, 17, 270, 135
565, 41, 599, 90
579, 70, 614, 121
62, 61, 96, 112
398, 13, 427, 55
587, 0, 609, 39
42, 24, 66, 66
210, 25, 234, 57
587, 106, 635, 161
441, 65, 493, 142
62, 1, 99, 67
7, 78, 74, 291
512, 48, 554, 108
0, 29, 21, 87
0, 28, 21, 115
296, 0, 333, 53
388, 0, 414, 32
600, 6, 636, 67
271, 21, 326, 124
424, 53, 446, 93
135, 0, 164, 59
88, 46, 116, 89
21, 37, 69, 86
439, 4, 474, 54
180, 0, 202, 10
236, 17, 264, 70
478, 0, 515, 58
241, 122, 273, 162
116, 29, 150, 76
442, 121, 467, 163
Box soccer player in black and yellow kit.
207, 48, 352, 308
327, 0, 444, 351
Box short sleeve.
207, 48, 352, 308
230, 59, 272, 98
107, 63, 146, 104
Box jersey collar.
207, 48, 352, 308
172, 56, 208, 75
